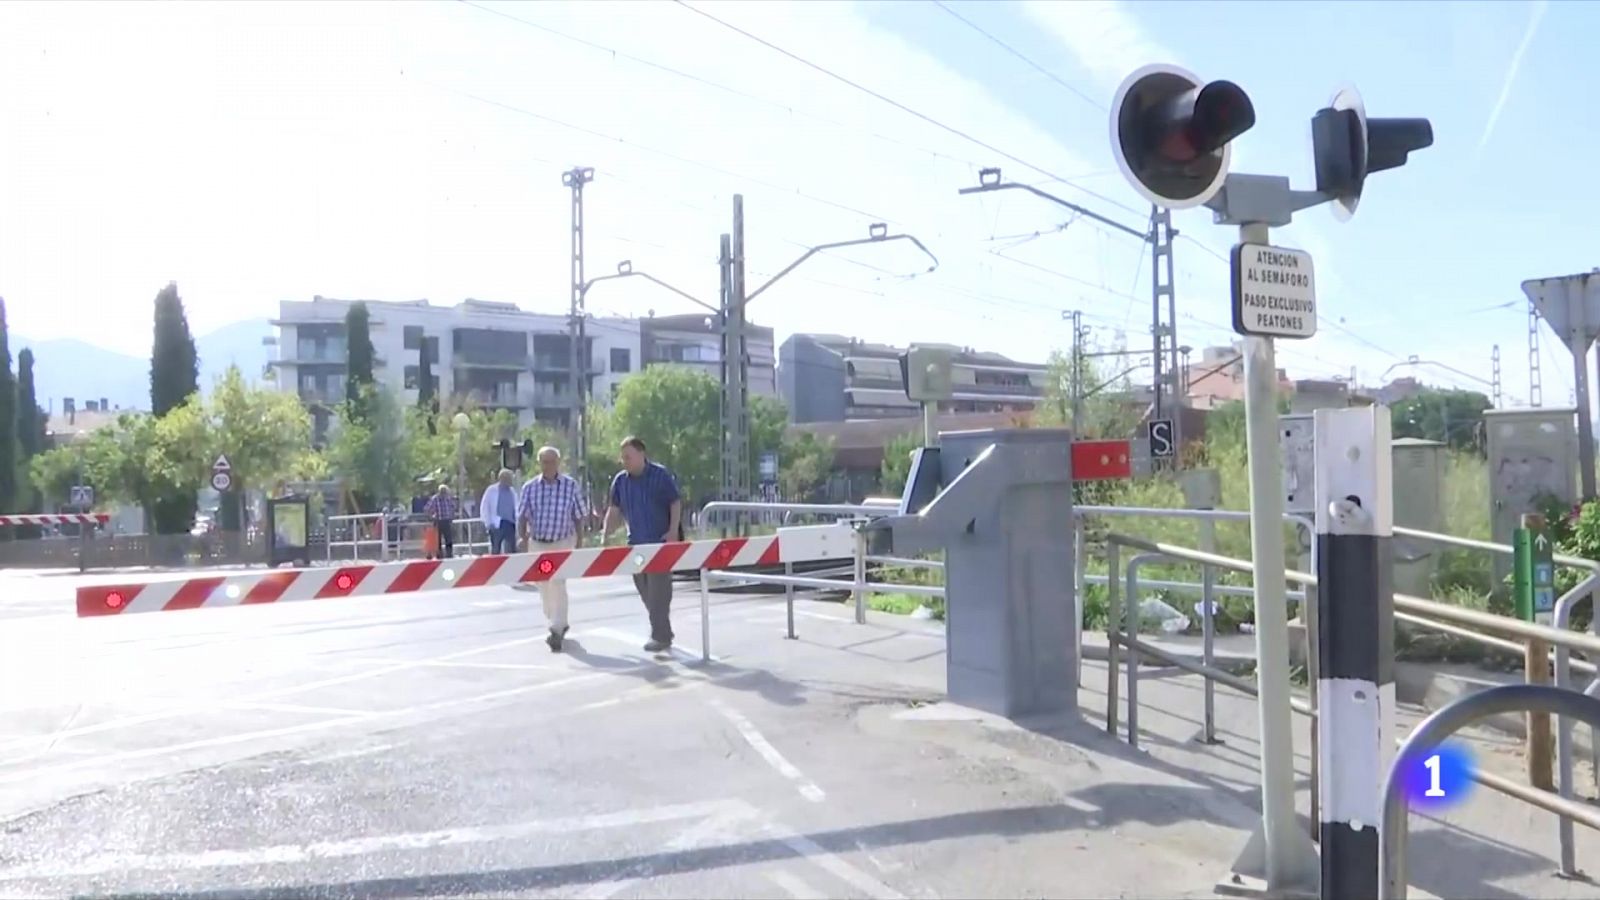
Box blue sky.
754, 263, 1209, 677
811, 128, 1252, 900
0, 0, 1588, 407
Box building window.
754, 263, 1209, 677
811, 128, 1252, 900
610, 348, 631, 373
403, 325, 424, 350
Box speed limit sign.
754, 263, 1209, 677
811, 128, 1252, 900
211, 471, 233, 492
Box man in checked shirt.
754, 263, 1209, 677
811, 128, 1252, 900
422, 484, 458, 560
518, 445, 587, 652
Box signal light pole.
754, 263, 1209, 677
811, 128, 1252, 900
1109, 63, 1432, 900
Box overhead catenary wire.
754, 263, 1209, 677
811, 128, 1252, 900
928, 0, 1106, 112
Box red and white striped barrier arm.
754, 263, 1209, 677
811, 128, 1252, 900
0, 513, 109, 526
76, 523, 857, 618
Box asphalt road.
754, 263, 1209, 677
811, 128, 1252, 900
2, 564, 1595, 899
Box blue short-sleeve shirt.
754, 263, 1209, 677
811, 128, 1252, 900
609, 460, 681, 544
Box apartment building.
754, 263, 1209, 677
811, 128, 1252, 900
639, 313, 776, 397
271, 297, 639, 442
777, 334, 1047, 424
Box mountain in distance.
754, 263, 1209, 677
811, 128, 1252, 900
17, 318, 277, 414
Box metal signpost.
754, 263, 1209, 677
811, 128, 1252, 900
1109, 64, 1431, 899
1514, 513, 1557, 789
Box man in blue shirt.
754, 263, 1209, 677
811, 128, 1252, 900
602, 435, 682, 653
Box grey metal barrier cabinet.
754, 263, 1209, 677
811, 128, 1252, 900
864, 427, 1078, 719
1381, 684, 1600, 900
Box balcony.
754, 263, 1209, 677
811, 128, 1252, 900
531, 354, 606, 374
453, 351, 529, 371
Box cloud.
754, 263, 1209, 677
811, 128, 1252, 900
1478, 0, 1548, 155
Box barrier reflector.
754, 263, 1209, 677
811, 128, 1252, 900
74, 523, 858, 618
1072, 440, 1133, 481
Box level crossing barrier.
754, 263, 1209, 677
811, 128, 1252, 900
0, 512, 108, 573
74, 522, 858, 654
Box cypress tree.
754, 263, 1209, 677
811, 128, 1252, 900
16, 348, 43, 522
0, 299, 15, 516
417, 338, 437, 434
151, 282, 199, 415
150, 283, 200, 534
345, 302, 375, 419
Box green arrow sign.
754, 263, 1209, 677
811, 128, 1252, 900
1515, 515, 1556, 623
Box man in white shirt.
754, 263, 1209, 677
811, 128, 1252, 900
480, 468, 521, 555
518, 447, 587, 651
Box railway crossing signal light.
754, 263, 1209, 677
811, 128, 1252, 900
1111, 64, 1255, 209
1312, 87, 1434, 221
497, 438, 537, 471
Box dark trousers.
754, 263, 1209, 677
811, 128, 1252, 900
433, 519, 455, 559
632, 571, 674, 644
489, 520, 516, 554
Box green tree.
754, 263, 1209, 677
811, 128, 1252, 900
205, 366, 317, 530
15, 348, 44, 463
14, 347, 45, 530
30, 439, 87, 505
779, 430, 834, 499
150, 282, 200, 533
1392, 388, 1492, 452
150, 282, 199, 416
416, 339, 437, 433
325, 386, 419, 509
880, 431, 919, 496
0, 298, 14, 516
604, 366, 722, 504
345, 302, 375, 416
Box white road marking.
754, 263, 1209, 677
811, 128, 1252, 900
0, 670, 614, 786
579, 805, 761, 899
765, 822, 904, 900
341, 657, 558, 672
220, 701, 377, 717
0, 634, 547, 759
709, 697, 826, 804
766, 870, 829, 899
586, 626, 710, 664
0, 800, 746, 880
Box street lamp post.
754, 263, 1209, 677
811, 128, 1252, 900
452, 411, 471, 504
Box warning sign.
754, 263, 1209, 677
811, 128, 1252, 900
1231, 242, 1317, 339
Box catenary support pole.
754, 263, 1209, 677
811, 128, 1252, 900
563, 166, 594, 490
1315, 405, 1396, 900
1229, 220, 1321, 896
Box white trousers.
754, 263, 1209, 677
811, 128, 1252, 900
531, 534, 578, 631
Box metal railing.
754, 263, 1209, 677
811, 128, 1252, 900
1100, 529, 1600, 886
1381, 685, 1600, 900
325, 513, 389, 561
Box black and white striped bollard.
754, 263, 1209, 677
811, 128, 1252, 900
1315, 405, 1396, 900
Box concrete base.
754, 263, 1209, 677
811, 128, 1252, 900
1214, 872, 1318, 900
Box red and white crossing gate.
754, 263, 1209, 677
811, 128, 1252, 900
0, 513, 109, 527
76, 522, 858, 619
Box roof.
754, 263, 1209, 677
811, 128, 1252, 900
46, 409, 134, 441
786, 333, 1048, 370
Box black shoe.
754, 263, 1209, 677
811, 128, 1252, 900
643, 639, 671, 654
547, 626, 568, 652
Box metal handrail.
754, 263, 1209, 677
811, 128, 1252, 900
1100, 530, 1600, 879
1381, 685, 1600, 900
